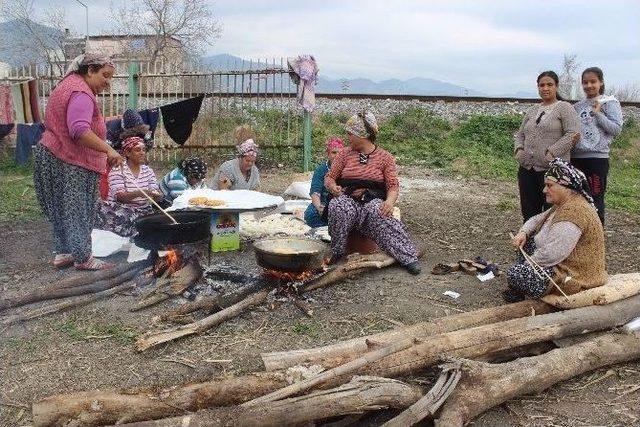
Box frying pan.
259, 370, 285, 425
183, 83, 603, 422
134, 210, 210, 249
253, 237, 328, 272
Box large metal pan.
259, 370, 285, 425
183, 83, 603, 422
254, 237, 328, 272
134, 210, 210, 249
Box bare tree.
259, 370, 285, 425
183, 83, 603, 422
606, 83, 640, 102
558, 53, 581, 100
0, 0, 75, 75
110, 0, 222, 65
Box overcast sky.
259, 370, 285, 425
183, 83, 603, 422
33, 0, 640, 95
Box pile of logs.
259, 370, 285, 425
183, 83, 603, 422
0, 261, 152, 326
31, 274, 640, 427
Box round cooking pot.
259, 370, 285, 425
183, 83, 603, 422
254, 237, 328, 272
134, 210, 210, 249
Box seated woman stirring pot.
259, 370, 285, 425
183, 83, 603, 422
95, 136, 163, 237
504, 158, 606, 302
324, 111, 421, 275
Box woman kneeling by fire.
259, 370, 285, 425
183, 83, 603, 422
324, 111, 421, 275
503, 158, 606, 302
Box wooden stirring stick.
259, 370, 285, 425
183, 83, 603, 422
121, 166, 179, 224
509, 232, 569, 299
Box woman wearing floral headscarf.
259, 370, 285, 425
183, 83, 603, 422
159, 156, 208, 203
95, 137, 162, 237
211, 138, 261, 190
324, 111, 421, 275
503, 158, 606, 302
34, 53, 123, 270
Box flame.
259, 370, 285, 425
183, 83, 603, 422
154, 247, 182, 277
263, 268, 315, 283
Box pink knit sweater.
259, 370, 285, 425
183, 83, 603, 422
40, 74, 107, 174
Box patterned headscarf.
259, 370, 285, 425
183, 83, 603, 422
326, 137, 344, 152
121, 136, 145, 154
545, 158, 595, 206
345, 111, 379, 139
179, 157, 208, 180
65, 53, 115, 76
237, 138, 259, 158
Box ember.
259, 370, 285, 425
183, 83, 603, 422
263, 268, 317, 284
153, 245, 199, 278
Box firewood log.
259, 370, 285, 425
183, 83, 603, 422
114, 376, 424, 427
261, 300, 552, 371
436, 331, 640, 426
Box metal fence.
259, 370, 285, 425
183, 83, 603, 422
0, 59, 308, 169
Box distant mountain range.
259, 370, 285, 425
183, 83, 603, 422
201, 54, 538, 98
0, 19, 63, 66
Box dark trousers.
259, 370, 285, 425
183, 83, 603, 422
517, 166, 549, 221
571, 158, 608, 225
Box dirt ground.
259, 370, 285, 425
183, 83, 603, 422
1, 166, 639, 427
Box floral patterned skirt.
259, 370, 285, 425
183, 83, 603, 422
95, 200, 154, 237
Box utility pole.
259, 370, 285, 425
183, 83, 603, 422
72, 0, 89, 48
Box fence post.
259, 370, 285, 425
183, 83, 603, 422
303, 110, 312, 172
128, 62, 139, 110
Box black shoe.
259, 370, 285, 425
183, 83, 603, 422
405, 261, 422, 275
501, 289, 525, 303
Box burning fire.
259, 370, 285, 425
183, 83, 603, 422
263, 268, 315, 283
154, 248, 182, 277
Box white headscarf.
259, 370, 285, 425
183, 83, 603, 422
65, 53, 115, 77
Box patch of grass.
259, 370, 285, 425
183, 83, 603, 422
4, 337, 37, 355
496, 197, 519, 212
53, 316, 139, 345
0, 153, 41, 222
291, 320, 322, 338
607, 118, 640, 214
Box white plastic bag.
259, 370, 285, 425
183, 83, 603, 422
284, 181, 312, 200
91, 229, 130, 257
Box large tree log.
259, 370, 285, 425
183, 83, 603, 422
32, 372, 290, 427
542, 272, 640, 309
436, 331, 640, 427
135, 290, 268, 351
0, 262, 143, 311
117, 376, 424, 427
261, 300, 552, 371
247, 294, 640, 405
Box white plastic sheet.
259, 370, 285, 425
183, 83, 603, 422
169, 189, 284, 211
91, 229, 130, 257
284, 181, 312, 199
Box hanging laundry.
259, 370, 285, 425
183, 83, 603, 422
15, 123, 45, 164
0, 85, 14, 125
288, 55, 319, 112
28, 80, 41, 123
0, 124, 14, 140
11, 84, 25, 124
106, 107, 161, 145
159, 95, 204, 145
21, 82, 33, 123
139, 108, 160, 138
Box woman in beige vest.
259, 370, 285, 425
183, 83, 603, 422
503, 158, 606, 302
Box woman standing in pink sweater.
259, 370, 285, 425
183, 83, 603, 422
34, 53, 124, 270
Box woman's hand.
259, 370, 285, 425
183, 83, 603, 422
315, 204, 325, 215
511, 231, 527, 249
592, 99, 602, 114
380, 200, 394, 217
107, 148, 124, 168
329, 184, 343, 197
149, 190, 164, 201
544, 150, 554, 163
218, 174, 232, 190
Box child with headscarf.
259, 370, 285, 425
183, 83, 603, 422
304, 137, 345, 227
504, 158, 606, 302
159, 156, 209, 203
211, 138, 261, 190
95, 137, 162, 237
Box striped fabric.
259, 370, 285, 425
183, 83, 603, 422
107, 164, 158, 207
159, 167, 207, 201
326, 147, 399, 191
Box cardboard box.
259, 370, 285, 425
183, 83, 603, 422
210, 211, 240, 252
